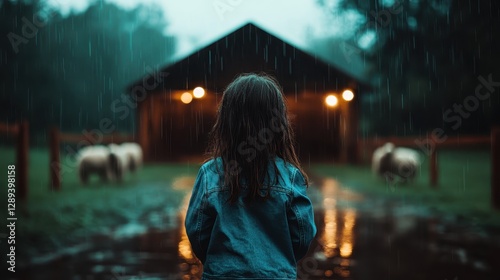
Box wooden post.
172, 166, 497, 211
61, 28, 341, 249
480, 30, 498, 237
138, 100, 150, 162
492, 127, 500, 210
349, 96, 360, 164
16, 121, 29, 201
49, 126, 61, 191
339, 101, 348, 163
430, 146, 438, 187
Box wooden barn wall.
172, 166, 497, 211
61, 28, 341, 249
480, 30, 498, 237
139, 91, 217, 161
139, 91, 357, 162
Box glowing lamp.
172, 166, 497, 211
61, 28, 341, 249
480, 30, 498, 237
342, 90, 354, 101
325, 95, 338, 107
181, 92, 193, 104
193, 87, 205, 98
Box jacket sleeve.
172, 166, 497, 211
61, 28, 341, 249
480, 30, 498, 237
184, 166, 214, 263
287, 169, 317, 261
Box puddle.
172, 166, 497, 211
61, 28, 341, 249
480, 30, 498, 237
13, 177, 500, 280
297, 177, 500, 280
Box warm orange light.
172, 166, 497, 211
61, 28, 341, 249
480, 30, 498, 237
321, 179, 339, 258
342, 90, 354, 101
326, 95, 338, 107
339, 209, 356, 258
323, 208, 337, 258
180, 92, 193, 104
179, 195, 194, 261
193, 87, 205, 98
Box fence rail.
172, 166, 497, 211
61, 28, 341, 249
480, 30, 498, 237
0, 121, 29, 201
359, 135, 491, 149
358, 127, 500, 209
0, 122, 20, 135
49, 126, 135, 190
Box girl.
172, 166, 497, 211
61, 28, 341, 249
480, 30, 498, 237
185, 73, 316, 280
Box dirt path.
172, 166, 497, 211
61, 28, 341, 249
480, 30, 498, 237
12, 175, 500, 280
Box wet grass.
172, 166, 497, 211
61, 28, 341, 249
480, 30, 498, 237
0, 146, 201, 261
0, 146, 201, 201
309, 149, 500, 227
1, 146, 498, 264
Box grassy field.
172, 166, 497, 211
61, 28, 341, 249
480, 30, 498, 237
1, 146, 498, 263
0, 146, 201, 261
0, 147, 201, 202
309, 148, 500, 227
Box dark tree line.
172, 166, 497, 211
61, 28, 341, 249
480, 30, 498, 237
1, 0, 175, 143
319, 0, 500, 136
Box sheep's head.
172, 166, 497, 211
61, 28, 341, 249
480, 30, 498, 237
383, 142, 395, 153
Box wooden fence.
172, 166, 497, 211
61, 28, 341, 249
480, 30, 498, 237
49, 126, 135, 190
359, 127, 500, 209
0, 121, 29, 201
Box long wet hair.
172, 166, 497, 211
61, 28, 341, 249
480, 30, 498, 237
208, 73, 308, 203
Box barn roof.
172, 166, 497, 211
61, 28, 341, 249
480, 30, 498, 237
128, 22, 370, 94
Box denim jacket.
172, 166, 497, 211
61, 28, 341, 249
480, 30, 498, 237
185, 158, 317, 280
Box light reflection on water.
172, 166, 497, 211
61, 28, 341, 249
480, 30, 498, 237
178, 195, 194, 262
178, 193, 202, 279
320, 179, 357, 260
15, 174, 500, 280
322, 208, 337, 258
339, 208, 355, 258
177, 177, 358, 279
309, 178, 357, 279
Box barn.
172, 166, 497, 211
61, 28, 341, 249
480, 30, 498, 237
128, 23, 369, 162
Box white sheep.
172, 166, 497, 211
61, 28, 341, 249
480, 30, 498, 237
372, 142, 395, 175
77, 145, 114, 184
108, 143, 131, 182
392, 147, 420, 182
372, 143, 421, 183
120, 142, 143, 172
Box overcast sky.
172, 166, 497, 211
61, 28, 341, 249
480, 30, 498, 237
45, 0, 369, 81
46, 0, 361, 56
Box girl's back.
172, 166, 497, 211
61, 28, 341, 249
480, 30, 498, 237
185, 73, 316, 280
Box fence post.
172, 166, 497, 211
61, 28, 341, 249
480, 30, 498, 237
49, 126, 61, 191
430, 146, 438, 187
16, 121, 29, 201
492, 127, 500, 210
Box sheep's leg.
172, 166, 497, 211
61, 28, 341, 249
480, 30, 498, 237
106, 167, 114, 182
383, 171, 396, 184
99, 168, 109, 182
128, 156, 136, 173
79, 164, 89, 184
108, 153, 120, 182
116, 166, 123, 182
